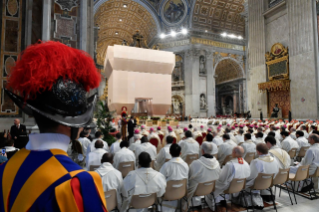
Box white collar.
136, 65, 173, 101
26, 133, 70, 152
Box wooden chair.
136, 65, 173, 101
274, 168, 293, 205
213, 154, 218, 160
309, 167, 319, 200
151, 160, 155, 169
185, 154, 199, 166
195, 136, 203, 145
149, 137, 160, 148
288, 165, 310, 204
190, 180, 216, 211
249, 173, 277, 212
161, 179, 188, 211
89, 165, 100, 171
297, 146, 310, 161
128, 193, 157, 211
104, 189, 119, 212
244, 152, 255, 164
288, 148, 298, 159
221, 178, 248, 212
118, 161, 135, 178
222, 155, 233, 167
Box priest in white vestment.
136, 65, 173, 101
129, 129, 141, 146
155, 136, 173, 171
140, 125, 149, 137
129, 131, 142, 153
295, 130, 310, 155
235, 129, 245, 145
110, 132, 122, 154
206, 146, 250, 211
179, 131, 200, 161
290, 134, 319, 191
113, 140, 136, 170
134, 136, 157, 164
165, 126, 177, 141
78, 129, 91, 161
87, 131, 109, 155
301, 125, 309, 139
95, 153, 123, 207
86, 140, 107, 170
254, 132, 264, 145
160, 144, 189, 212
147, 128, 160, 141
121, 152, 166, 212
218, 134, 237, 165
265, 136, 290, 169
240, 133, 256, 158
188, 143, 221, 209
290, 128, 297, 140
268, 131, 282, 148
281, 131, 299, 154
200, 134, 218, 156
212, 131, 224, 147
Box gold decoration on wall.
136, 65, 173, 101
258, 79, 290, 93
100, 80, 108, 101
265, 43, 289, 81
215, 59, 243, 85
191, 37, 245, 51
192, 0, 245, 35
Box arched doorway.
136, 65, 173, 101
214, 58, 245, 116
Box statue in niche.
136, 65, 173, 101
200, 94, 207, 110
270, 103, 280, 118
199, 55, 206, 75
172, 99, 180, 114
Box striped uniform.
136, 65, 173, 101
0, 148, 107, 212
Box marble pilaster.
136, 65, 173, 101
79, 0, 88, 51
42, 0, 51, 41
206, 51, 215, 116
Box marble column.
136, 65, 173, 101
42, 0, 51, 41
25, 0, 33, 46
206, 51, 215, 116
184, 50, 194, 117
80, 0, 88, 51
191, 49, 201, 117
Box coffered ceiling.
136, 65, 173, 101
94, 0, 158, 65
192, 0, 245, 36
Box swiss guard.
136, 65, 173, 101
0, 41, 107, 211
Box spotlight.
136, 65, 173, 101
123, 4, 127, 8
228, 34, 236, 38
221, 32, 227, 37
160, 33, 166, 39
238, 36, 243, 40
205, 30, 208, 33
119, 19, 122, 22
181, 28, 188, 35
171, 31, 176, 37
115, 32, 119, 35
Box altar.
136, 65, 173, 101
104, 45, 175, 115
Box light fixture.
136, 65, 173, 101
115, 32, 119, 35
181, 28, 188, 35
160, 33, 166, 39
221, 32, 227, 37
119, 19, 122, 21
228, 34, 236, 38
170, 31, 176, 37
123, 4, 127, 8
238, 36, 243, 40
205, 30, 208, 33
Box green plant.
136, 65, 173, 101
94, 101, 116, 146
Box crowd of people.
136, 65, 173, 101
72, 118, 319, 211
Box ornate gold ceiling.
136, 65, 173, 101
192, 0, 245, 35
94, 0, 158, 65
215, 59, 243, 84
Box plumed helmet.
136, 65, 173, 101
5, 41, 101, 128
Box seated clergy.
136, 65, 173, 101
128, 130, 142, 153
206, 146, 250, 211
78, 129, 91, 162
242, 143, 279, 206
160, 144, 189, 212
140, 125, 149, 137
86, 140, 108, 170
121, 152, 166, 212
268, 131, 282, 148
254, 132, 264, 145
301, 125, 309, 139
290, 127, 297, 140
265, 136, 291, 169
110, 132, 122, 154
235, 129, 245, 145
218, 134, 237, 165
155, 135, 173, 171
295, 130, 310, 155
225, 128, 237, 143
179, 131, 200, 161
113, 140, 136, 170
147, 127, 160, 142
165, 126, 177, 142
240, 133, 256, 158
188, 142, 221, 208
95, 153, 123, 207
135, 136, 157, 164
281, 131, 299, 153
87, 131, 109, 154
201, 134, 218, 156
213, 131, 224, 147
290, 134, 319, 191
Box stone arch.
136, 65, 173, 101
213, 57, 245, 83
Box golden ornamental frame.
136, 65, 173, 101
265, 43, 289, 81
